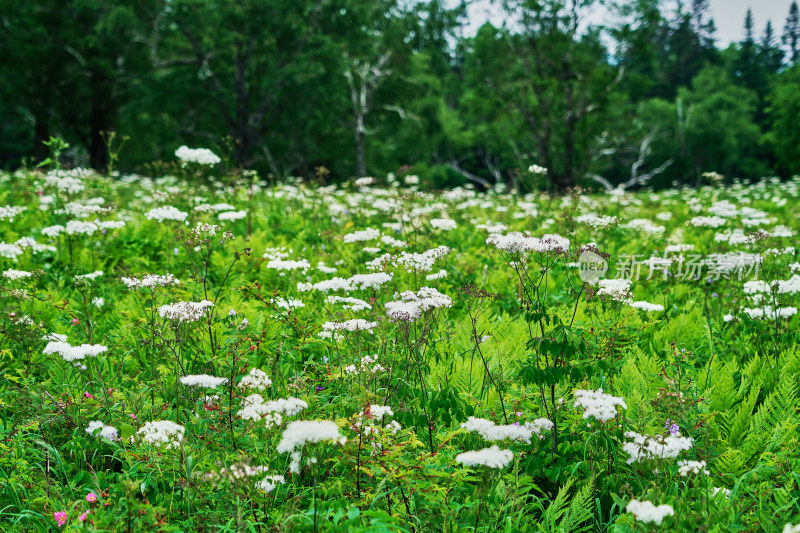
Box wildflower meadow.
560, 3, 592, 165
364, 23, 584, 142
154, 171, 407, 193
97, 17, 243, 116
1, 153, 800, 532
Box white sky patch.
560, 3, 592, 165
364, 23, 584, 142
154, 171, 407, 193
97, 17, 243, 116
450, 0, 796, 48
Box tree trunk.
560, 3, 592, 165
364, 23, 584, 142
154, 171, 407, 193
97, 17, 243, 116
355, 119, 366, 178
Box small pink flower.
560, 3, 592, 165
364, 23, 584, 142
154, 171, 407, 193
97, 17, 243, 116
79, 511, 89, 522
72, 318, 80, 326
130, 414, 137, 420
84, 392, 93, 399
54, 511, 67, 527
86, 492, 97, 502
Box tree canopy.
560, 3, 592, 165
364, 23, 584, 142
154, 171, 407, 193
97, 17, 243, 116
2, 0, 800, 190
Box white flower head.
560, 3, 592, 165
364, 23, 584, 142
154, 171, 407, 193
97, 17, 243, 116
138, 420, 185, 448
455, 445, 514, 469
626, 500, 674, 525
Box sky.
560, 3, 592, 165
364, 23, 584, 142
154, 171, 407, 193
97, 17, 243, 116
458, 0, 797, 48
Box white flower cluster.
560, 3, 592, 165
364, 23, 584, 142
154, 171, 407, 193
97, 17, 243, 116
461, 416, 553, 443
365, 253, 394, 272
394, 246, 450, 272
426, 269, 447, 281
0, 242, 24, 260
0, 205, 26, 221
191, 222, 222, 238
44, 169, 90, 194
158, 300, 214, 323
380, 235, 406, 248
629, 301, 664, 312
320, 319, 378, 337
622, 431, 694, 464
710, 486, 731, 499
596, 278, 633, 303
218, 210, 246, 221
44, 340, 108, 362
385, 287, 452, 322
528, 164, 548, 174
784, 524, 800, 533
349, 272, 393, 290
277, 420, 346, 472
86, 420, 118, 440
298, 272, 392, 293
344, 354, 386, 375
121, 273, 180, 289
146, 206, 188, 222
3, 269, 32, 280
76, 271, 103, 280
576, 214, 618, 228
179, 374, 228, 388
343, 228, 380, 243
742, 306, 797, 320
298, 277, 352, 292
486, 232, 570, 254
455, 445, 514, 469
55, 201, 108, 218
677, 459, 709, 476
194, 203, 235, 212
257, 474, 286, 494
363, 404, 394, 420
622, 219, 665, 234
267, 259, 310, 271
15, 236, 55, 254
430, 218, 457, 230
238, 394, 308, 427
573, 389, 627, 423
688, 215, 727, 228
626, 500, 674, 525
65, 220, 99, 235
353, 405, 402, 438
326, 296, 372, 311
175, 145, 221, 165
273, 297, 304, 309
138, 420, 185, 448
239, 368, 272, 390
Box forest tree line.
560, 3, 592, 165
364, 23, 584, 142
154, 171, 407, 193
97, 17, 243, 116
2, 0, 800, 190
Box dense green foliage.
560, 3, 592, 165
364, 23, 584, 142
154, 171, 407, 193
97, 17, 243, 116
3, 0, 800, 189
1, 164, 800, 531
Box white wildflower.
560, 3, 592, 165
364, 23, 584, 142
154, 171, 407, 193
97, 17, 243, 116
574, 389, 627, 422
622, 431, 694, 463
385, 287, 452, 322
146, 206, 188, 222
239, 368, 272, 390
461, 416, 553, 443
626, 500, 674, 525
175, 146, 221, 165
138, 420, 185, 448
86, 421, 118, 440
3, 269, 32, 280
158, 300, 214, 323
179, 374, 228, 388
455, 445, 514, 469
677, 460, 709, 476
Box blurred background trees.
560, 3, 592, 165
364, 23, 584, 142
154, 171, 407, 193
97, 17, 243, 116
2, 0, 800, 190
